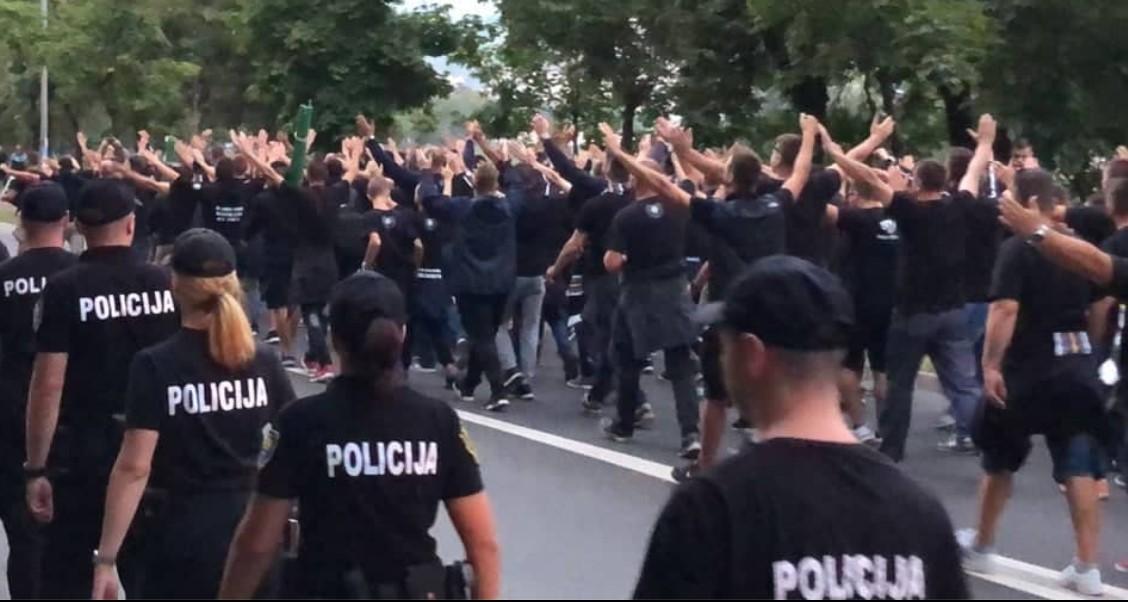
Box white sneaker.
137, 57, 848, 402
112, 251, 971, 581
955, 529, 997, 574
852, 425, 880, 445
1059, 562, 1103, 596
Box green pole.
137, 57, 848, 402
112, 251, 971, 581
163, 135, 176, 165
286, 103, 313, 186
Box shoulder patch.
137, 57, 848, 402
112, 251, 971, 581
382, 215, 397, 230
258, 423, 280, 468
32, 297, 43, 333
459, 425, 479, 465
645, 202, 664, 219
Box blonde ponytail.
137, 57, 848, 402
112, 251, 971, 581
173, 273, 256, 372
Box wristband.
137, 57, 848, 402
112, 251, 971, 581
22, 462, 47, 480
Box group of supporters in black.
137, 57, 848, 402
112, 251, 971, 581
1, 99, 1127, 599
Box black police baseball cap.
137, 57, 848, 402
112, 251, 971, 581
697, 255, 854, 351
17, 183, 69, 223
330, 272, 408, 338
171, 228, 237, 277
75, 179, 135, 226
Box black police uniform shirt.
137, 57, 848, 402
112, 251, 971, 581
837, 206, 899, 312
125, 329, 296, 493
887, 191, 973, 315
35, 246, 180, 470
634, 439, 969, 600
989, 235, 1097, 401
363, 206, 421, 292
574, 189, 632, 279
0, 247, 77, 487
256, 379, 483, 593
607, 195, 689, 284
690, 190, 789, 300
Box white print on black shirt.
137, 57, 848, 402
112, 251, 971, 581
773, 555, 925, 600
4, 277, 45, 298
167, 377, 269, 416
79, 290, 175, 322
325, 441, 438, 477
214, 205, 245, 224
877, 219, 899, 241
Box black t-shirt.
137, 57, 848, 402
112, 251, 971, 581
607, 196, 689, 283
1102, 228, 1128, 372
574, 189, 632, 278
418, 211, 455, 271
201, 180, 250, 246
785, 170, 841, 267
837, 207, 899, 311
1066, 205, 1115, 247
125, 329, 295, 493
962, 196, 1002, 302
35, 246, 180, 470
515, 193, 571, 277
256, 379, 483, 596
362, 206, 420, 291
157, 175, 203, 245
888, 192, 975, 315
634, 439, 968, 599
990, 236, 1096, 392
691, 191, 789, 299
0, 247, 77, 485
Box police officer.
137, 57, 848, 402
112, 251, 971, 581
0, 183, 76, 598
219, 272, 500, 599
633, 256, 969, 599
85, 229, 294, 599
23, 179, 180, 598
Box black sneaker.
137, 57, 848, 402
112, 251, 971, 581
641, 358, 655, 375
444, 376, 457, 391
454, 381, 476, 403
502, 369, 524, 390
566, 375, 594, 390
484, 397, 510, 412
512, 380, 535, 401
264, 330, 281, 345
679, 434, 702, 460
634, 403, 656, 430
280, 355, 300, 369
671, 463, 699, 483
563, 354, 580, 382
581, 394, 603, 415
601, 418, 633, 443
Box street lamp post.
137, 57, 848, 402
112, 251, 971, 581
38, 0, 48, 157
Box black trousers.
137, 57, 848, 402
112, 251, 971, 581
301, 303, 332, 366
456, 293, 508, 399
582, 274, 620, 403
39, 475, 129, 598
408, 280, 455, 369
0, 482, 42, 598
134, 489, 273, 599
611, 310, 699, 437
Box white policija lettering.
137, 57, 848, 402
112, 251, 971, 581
772, 555, 926, 600
167, 377, 269, 416
3, 277, 46, 298
325, 441, 439, 478
78, 290, 175, 322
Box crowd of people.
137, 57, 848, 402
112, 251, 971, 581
0, 104, 1125, 598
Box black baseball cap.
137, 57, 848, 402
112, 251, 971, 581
698, 255, 854, 351
17, 183, 69, 222
171, 228, 237, 277
330, 272, 408, 339
75, 179, 135, 226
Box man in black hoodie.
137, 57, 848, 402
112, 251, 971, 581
421, 160, 526, 412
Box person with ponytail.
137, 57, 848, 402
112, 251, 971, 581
220, 272, 500, 599
91, 229, 296, 599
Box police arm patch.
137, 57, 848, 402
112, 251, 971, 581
459, 426, 479, 465
259, 423, 280, 468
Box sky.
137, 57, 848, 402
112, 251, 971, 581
400, 0, 498, 90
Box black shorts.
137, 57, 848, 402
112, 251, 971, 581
261, 260, 293, 310
701, 327, 729, 403
843, 305, 892, 374
974, 370, 1108, 482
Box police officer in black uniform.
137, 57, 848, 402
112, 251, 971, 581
88, 229, 295, 599
0, 183, 76, 598
219, 272, 500, 599
634, 257, 969, 599
23, 179, 180, 598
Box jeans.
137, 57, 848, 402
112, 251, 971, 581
879, 308, 983, 462
241, 277, 265, 333
301, 303, 331, 366
963, 302, 989, 384
583, 274, 620, 403
457, 293, 509, 398
409, 280, 455, 368
496, 276, 547, 379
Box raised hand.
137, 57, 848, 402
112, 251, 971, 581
137, 130, 151, 152
976, 113, 997, 145
818, 124, 844, 156
532, 114, 551, 138
871, 115, 896, 140
355, 114, 376, 137
76, 131, 88, 150
1117, 145, 1128, 160
799, 113, 820, 135
598, 122, 622, 151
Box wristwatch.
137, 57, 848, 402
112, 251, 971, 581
22, 462, 47, 480
1026, 224, 1052, 246
92, 549, 116, 566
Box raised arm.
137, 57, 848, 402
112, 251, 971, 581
779, 115, 819, 200
999, 195, 1115, 287
656, 118, 725, 183
234, 133, 283, 187
959, 114, 998, 197
599, 122, 692, 206
845, 116, 896, 162
138, 147, 180, 182
820, 125, 894, 206
467, 121, 503, 166
534, 115, 605, 198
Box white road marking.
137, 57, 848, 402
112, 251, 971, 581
289, 373, 1128, 600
